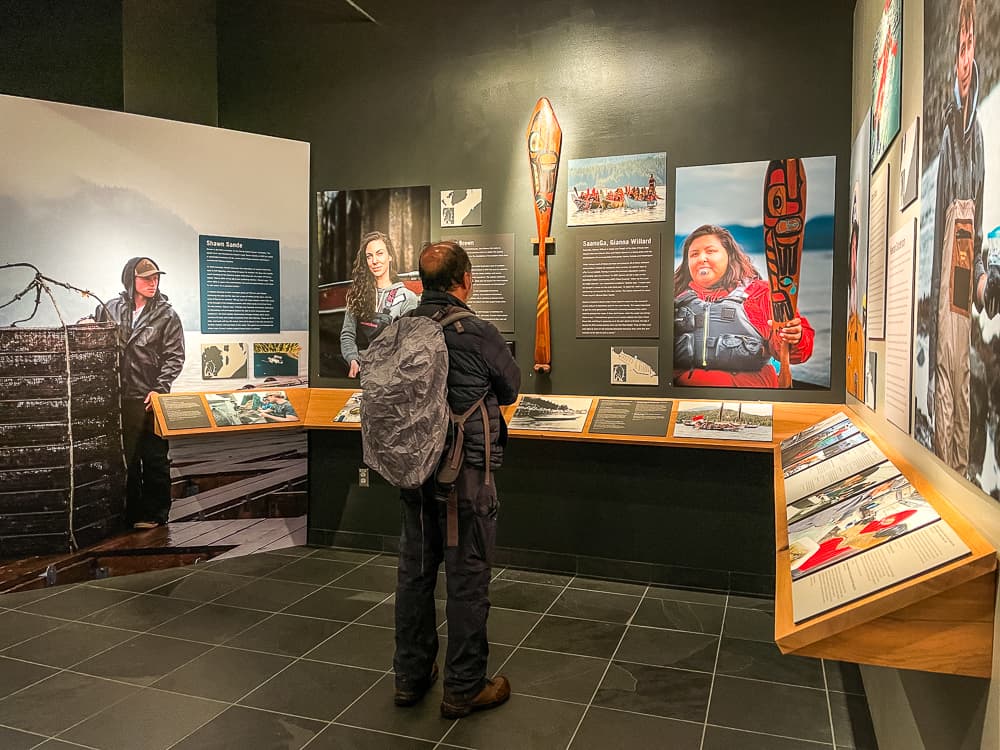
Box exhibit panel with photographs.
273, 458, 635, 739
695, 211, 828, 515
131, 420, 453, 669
0, 94, 310, 566
673, 157, 835, 389
871, 0, 902, 168
509, 395, 593, 433
206, 390, 299, 427
848, 114, 872, 401
781, 415, 970, 623
588, 398, 672, 437
917, 0, 1000, 499
567, 152, 666, 226
315, 186, 431, 378
672, 401, 773, 442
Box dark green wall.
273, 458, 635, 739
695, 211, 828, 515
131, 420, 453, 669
217, 0, 854, 403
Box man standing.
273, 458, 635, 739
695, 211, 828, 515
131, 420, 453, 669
95, 257, 184, 529
393, 241, 520, 719
930, 0, 995, 472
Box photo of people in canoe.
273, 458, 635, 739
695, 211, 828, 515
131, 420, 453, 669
567, 152, 667, 226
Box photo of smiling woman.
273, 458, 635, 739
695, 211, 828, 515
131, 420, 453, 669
673, 225, 815, 388
340, 231, 419, 377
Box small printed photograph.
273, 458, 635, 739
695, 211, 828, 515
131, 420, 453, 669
441, 189, 483, 227
610, 346, 658, 385
789, 475, 939, 580
786, 460, 902, 527
206, 390, 299, 427
509, 395, 593, 433
899, 116, 920, 209
780, 412, 851, 451
870, 0, 902, 168
253, 342, 301, 377
567, 152, 667, 226
201, 343, 248, 379
782, 429, 871, 479
333, 391, 362, 423
672, 401, 773, 442
781, 417, 858, 465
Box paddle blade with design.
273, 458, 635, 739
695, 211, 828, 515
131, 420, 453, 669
763, 158, 807, 388
526, 97, 562, 373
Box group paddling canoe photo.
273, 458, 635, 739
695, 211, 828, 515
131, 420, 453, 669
567, 151, 667, 226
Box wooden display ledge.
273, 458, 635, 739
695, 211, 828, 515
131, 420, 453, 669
773, 408, 997, 678
304, 388, 843, 451
152, 388, 312, 438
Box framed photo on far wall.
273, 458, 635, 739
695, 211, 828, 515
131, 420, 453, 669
870, 0, 902, 169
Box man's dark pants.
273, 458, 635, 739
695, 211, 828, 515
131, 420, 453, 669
120, 398, 172, 525
394, 467, 498, 700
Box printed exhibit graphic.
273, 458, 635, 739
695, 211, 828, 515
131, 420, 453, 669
871, 0, 902, 168
672, 402, 773, 442
786, 460, 902, 527
673, 157, 835, 389
899, 117, 920, 209
884, 220, 916, 433
453, 234, 515, 333
199, 235, 280, 334
510, 395, 593, 433
206, 390, 299, 427
867, 165, 890, 340
201, 343, 248, 380
158, 394, 212, 431
847, 113, 872, 401
917, 0, 1000, 498
588, 398, 672, 437
441, 189, 482, 227
610, 346, 658, 386
334, 391, 363, 423
567, 152, 667, 226
253, 342, 301, 377
577, 234, 660, 338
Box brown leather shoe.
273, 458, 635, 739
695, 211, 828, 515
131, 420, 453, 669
440, 675, 511, 719
394, 663, 438, 707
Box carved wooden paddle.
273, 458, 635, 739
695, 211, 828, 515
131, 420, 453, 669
763, 158, 807, 388
526, 97, 562, 373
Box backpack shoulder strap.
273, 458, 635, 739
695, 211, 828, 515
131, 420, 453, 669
433, 305, 476, 332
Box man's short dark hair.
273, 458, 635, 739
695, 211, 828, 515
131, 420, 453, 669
419, 241, 472, 292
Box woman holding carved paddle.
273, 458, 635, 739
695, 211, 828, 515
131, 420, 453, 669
341, 231, 419, 378
673, 225, 814, 388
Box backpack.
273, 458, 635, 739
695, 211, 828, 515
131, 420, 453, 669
359, 306, 482, 491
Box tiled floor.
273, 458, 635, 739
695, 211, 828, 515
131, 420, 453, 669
0, 546, 878, 749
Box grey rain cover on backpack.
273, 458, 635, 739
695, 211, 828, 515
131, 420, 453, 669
359, 313, 469, 489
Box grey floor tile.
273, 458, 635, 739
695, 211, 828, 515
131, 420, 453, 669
708, 676, 831, 744
499, 569, 573, 586
569, 706, 702, 750
488, 580, 564, 612
283, 586, 388, 621
0, 585, 76, 609
0, 725, 46, 750
266, 545, 314, 558
147, 570, 253, 603
306, 623, 395, 670
824, 659, 866, 695
74, 632, 212, 685
3, 621, 136, 668
224, 613, 348, 657
703, 725, 833, 749
549, 588, 641, 623
570, 578, 647, 596
645, 585, 728, 607
264, 557, 357, 585
82, 593, 200, 631
445, 693, 585, 750
594, 661, 712, 722
151, 602, 270, 644
17, 584, 134, 619
0, 610, 65, 649
522, 616, 625, 659
829, 690, 879, 749
728, 593, 776, 612
334, 565, 400, 593
723, 606, 776, 643
632, 598, 725, 634
715, 637, 825, 688
309, 547, 381, 563
485, 607, 541, 646
504, 647, 607, 703
239, 659, 380, 721
60, 687, 226, 750
0, 671, 136, 735
152, 645, 293, 701
213, 577, 318, 612
88, 566, 194, 593
337, 672, 454, 743
199, 552, 301, 578
616, 625, 718, 672
0, 656, 58, 699
309, 722, 437, 749
171, 704, 325, 750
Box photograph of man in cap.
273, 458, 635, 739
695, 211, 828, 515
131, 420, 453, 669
92, 257, 185, 529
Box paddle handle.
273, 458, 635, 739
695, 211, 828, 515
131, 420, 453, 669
534, 242, 551, 373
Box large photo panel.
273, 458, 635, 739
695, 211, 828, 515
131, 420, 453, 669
0, 94, 309, 567
918, 0, 1000, 498
673, 156, 836, 390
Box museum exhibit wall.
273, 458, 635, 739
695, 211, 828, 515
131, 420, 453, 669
214, 0, 854, 404
848, 1, 1000, 749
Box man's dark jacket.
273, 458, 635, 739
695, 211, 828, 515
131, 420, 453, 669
95, 266, 185, 400
412, 290, 520, 469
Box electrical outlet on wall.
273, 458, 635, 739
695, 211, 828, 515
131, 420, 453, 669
358, 468, 369, 488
